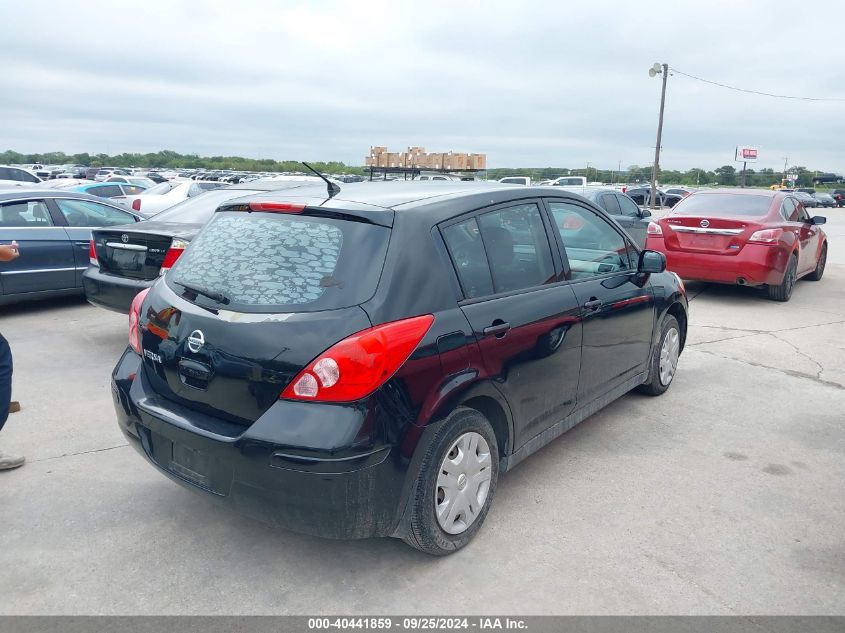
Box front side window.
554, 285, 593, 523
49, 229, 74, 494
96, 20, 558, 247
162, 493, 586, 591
12, 168, 39, 183
548, 201, 632, 280
617, 194, 641, 217
599, 193, 621, 215
55, 199, 136, 227
0, 200, 52, 227
780, 198, 796, 221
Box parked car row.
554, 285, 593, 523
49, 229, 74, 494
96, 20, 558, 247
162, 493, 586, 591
2, 175, 831, 555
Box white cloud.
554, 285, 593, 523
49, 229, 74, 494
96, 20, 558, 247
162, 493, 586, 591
1, 0, 842, 172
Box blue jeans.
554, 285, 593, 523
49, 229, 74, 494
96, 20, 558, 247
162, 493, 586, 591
0, 333, 11, 432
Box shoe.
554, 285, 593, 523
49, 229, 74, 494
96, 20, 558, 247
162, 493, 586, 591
9, 401, 20, 414
0, 451, 25, 470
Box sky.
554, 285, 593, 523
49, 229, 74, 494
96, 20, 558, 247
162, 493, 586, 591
1, 0, 843, 173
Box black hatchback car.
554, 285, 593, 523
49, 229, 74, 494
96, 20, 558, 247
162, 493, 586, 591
111, 183, 688, 555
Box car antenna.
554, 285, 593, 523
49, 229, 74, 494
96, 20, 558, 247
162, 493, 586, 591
301, 162, 340, 199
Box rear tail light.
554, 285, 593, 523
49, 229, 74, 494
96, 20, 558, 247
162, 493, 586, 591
129, 288, 151, 354
281, 314, 435, 402
159, 238, 189, 274
647, 222, 663, 236
248, 201, 306, 213
131, 199, 141, 212
748, 228, 783, 244
89, 240, 98, 266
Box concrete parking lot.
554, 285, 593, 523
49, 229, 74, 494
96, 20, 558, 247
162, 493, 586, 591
0, 212, 843, 615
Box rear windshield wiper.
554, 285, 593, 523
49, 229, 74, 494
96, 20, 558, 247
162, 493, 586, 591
177, 281, 230, 305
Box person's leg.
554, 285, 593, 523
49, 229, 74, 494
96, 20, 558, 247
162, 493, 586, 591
0, 333, 24, 470
0, 333, 11, 432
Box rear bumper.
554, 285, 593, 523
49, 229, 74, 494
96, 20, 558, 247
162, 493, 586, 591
647, 239, 790, 286
83, 266, 154, 313
111, 349, 417, 540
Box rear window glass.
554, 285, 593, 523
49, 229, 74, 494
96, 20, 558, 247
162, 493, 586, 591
151, 188, 255, 223
168, 212, 390, 313
673, 193, 773, 216
143, 182, 179, 195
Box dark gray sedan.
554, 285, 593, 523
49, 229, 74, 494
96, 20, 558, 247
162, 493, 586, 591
0, 189, 142, 305
577, 188, 653, 247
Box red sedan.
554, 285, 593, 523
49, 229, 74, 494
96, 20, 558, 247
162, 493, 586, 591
645, 189, 828, 301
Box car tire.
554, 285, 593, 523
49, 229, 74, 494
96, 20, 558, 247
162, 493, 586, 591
637, 314, 681, 396
805, 243, 827, 281
404, 407, 499, 556
767, 254, 798, 301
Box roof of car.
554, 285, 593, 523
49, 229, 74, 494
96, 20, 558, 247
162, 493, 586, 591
237, 181, 603, 226
0, 189, 124, 203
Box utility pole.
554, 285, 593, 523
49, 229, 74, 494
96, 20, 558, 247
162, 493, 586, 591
783, 157, 788, 184
649, 62, 669, 209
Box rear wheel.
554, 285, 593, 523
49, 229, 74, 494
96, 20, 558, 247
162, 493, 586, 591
768, 255, 798, 301
806, 243, 827, 281
404, 408, 498, 556
638, 314, 681, 396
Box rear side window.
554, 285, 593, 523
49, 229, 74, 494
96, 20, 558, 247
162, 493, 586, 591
90, 185, 122, 198
55, 199, 136, 226
168, 212, 390, 313
442, 218, 494, 299
442, 203, 555, 298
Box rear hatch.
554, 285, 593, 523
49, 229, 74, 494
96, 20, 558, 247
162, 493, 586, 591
138, 206, 393, 424
92, 222, 203, 280
658, 193, 773, 255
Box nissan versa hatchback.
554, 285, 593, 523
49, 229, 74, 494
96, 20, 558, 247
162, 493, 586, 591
110, 183, 688, 555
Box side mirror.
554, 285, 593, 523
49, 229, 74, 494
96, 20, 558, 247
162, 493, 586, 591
810, 216, 827, 225
639, 208, 652, 218
638, 249, 666, 274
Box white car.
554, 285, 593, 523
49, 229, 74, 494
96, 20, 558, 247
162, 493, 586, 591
498, 176, 531, 185
105, 175, 157, 189
116, 180, 225, 216
0, 166, 42, 187
94, 169, 130, 182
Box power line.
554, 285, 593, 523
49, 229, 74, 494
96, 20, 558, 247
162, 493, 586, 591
670, 67, 845, 102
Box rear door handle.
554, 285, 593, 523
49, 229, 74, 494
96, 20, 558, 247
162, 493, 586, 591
483, 321, 511, 338
583, 299, 603, 311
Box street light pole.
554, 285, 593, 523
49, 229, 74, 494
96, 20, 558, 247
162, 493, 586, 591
649, 62, 669, 209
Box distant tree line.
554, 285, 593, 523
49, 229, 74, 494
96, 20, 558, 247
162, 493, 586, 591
0, 149, 830, 187
486, 164, 825, 188
0, 149, 367, 176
